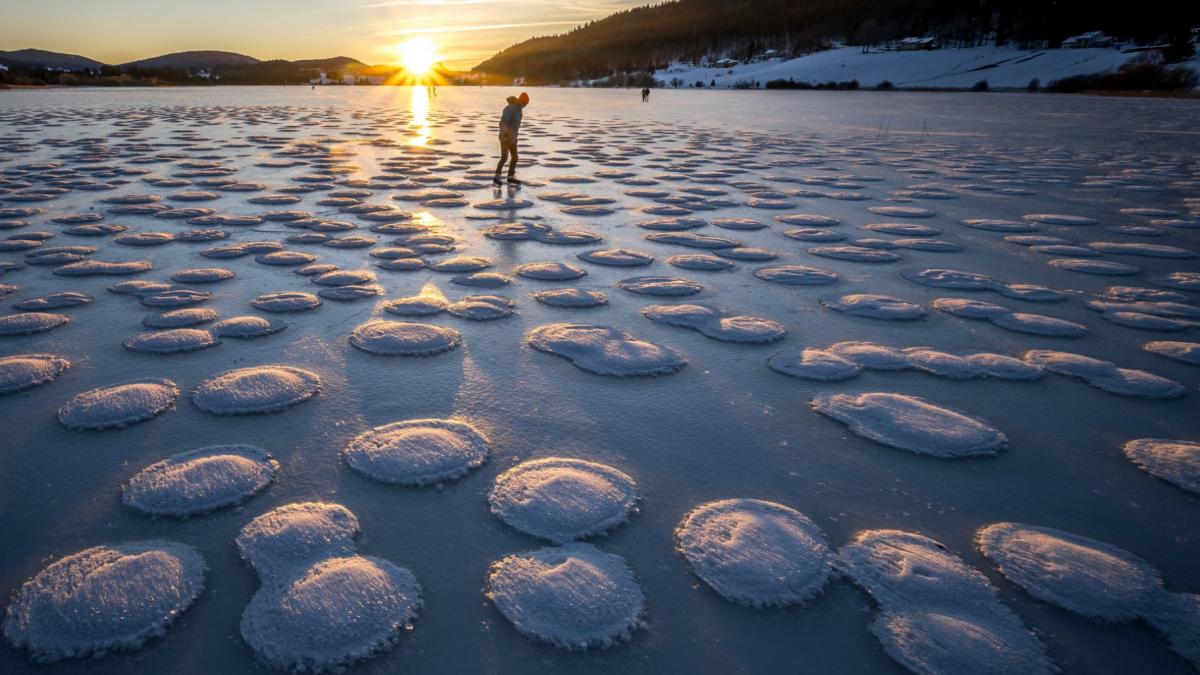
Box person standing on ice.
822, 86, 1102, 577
493, 92, 529, 186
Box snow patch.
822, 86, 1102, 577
2, 540, 205, 662
676, 499, 831, 607
123, 445, 278, 517
191, 366, 319, 415
526, 323, 686, 376
487, 543, 643, 650
57, 379, 178, 430
811, 392, 1006, 458
343, 418, 490, 486
489, 458, 637, 543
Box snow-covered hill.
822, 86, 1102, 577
659, 45, 1198, 89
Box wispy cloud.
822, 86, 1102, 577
373, 20, 582, 38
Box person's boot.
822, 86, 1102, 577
506, 174, 521, 186
492, 173, 503, 187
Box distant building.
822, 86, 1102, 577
341, 74, 388, 85
897, 37, 939, 51
309, 71, 336, 85
714, 58, 739, 67
1061, 31, 1115, 48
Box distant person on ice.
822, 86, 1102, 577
641, 87, 650, 102
494, 92, 529, 186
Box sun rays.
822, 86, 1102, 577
398, 37, 437, 77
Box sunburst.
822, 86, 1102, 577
398, 38, 437, 77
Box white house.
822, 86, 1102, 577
1062, 31, 1115, 48
897, 36, 939, 51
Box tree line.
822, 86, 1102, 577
472, 0, 1199, 82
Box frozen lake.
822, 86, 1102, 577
1, 87, 1198, 674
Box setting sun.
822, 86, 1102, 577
398, 37, 437, 76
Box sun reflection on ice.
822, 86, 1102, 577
409, 86, 430, 146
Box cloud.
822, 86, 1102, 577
373, 20, 583, 38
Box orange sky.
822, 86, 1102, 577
0, 0, 645, 70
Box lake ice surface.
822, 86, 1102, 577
0, 87, 1198, 674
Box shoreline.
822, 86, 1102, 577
3, 82, 1197, 98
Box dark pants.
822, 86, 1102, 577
495, 133, 518, 177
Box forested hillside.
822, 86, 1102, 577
473, 0, 1199, 82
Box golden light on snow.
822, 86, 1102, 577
409, 85, 430, 146
417, 281, 447, 303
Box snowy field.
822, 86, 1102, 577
0, 87, 1199, 675
662, 45, 1200, 89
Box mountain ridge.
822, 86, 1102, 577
120, 50, 260, 69
0, 48, 371, 71
0, 48, 106, 71
291, 56, 367, 70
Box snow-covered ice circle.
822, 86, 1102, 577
871, 608, 1054, 675
349, 320, 463, 355
676, 499, 832, 607
533, 288, 608, 308
343, 418, 490, 486
210, 316, 286, 339
642, 304, 786, 343
236, 502, 360, 578
489, 458, 638, 543
811, 392, 1006, 457
822, 294, 926, 320
1122, 438, 1200, 494
487, 543, 644, 650
0, 312, 70, 336
514, 261, 587, 281
240, 555, 422, 672
57, 379, 179, 430
383, 294, 448, 316
1023, 350, 1184, 399
446, 295, 514, 320
977, 522, 1164, 621
616, 275, 703, 297
191, 366, 319, 415
251, 291, 322, 313
123, 328, 217, 354
526, 323, 686, 376
0, 354, 69, 394
753, 265, 838, 285
143, 308, 217, 329
2, 540, 205, 662
838, 529, 1053, 675
769, 348, 863, 381
123, 445, 278, 517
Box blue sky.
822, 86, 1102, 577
0, 0, 644, 69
